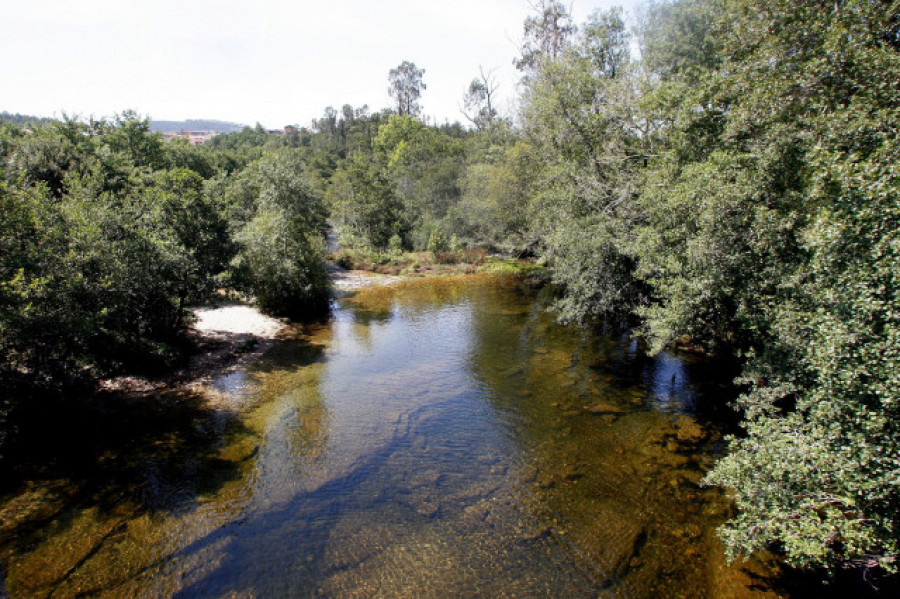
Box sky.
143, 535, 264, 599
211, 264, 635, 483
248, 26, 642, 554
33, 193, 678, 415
2, 0, 643, 129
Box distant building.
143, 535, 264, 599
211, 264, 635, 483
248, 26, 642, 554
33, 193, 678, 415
161, 130, 218, 145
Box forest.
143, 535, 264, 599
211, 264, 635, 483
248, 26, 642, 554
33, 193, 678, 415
2, 0, 899, 583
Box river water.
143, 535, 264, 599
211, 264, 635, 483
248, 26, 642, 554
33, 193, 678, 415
0, 275, 783, 597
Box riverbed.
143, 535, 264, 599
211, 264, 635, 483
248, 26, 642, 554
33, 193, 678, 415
0, 275, 782, 597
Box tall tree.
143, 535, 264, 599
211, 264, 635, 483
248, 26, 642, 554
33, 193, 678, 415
388, 61, 427, 118
514, 0, 576, 74
629, 0, 900, 573
520, 7, 649, 322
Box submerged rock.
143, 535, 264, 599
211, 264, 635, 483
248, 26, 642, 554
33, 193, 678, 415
684, 523, 703, 540
585, 402, 627, 415
672, 416, 706, 444
563, 470, 585, 482
604, 521, 647, 579
536, 477, 556, 489
461, 501, 491, 526
674, 469, 705, 487
520, 525, 552, 543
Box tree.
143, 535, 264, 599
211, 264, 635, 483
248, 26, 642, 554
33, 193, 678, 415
0, 114, 238, 455
454, 138, 537, 251
231, 150, 330, 317
514, 0, 576, 74
327, 152, 404, 250
519, 7, 649, 322
628, 0, 900, 573
462, 67, 500, 129
580, 7, 630, 79
388, 61, 426, 118
696, 0, 900, 572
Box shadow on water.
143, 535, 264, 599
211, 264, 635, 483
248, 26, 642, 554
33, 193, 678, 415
0, 330, 329, 597
170, 403, 430, 597
0, 393, 248, 594
737, 563, 900, 598
1, 389, 248, 511
575, 320, 744, 427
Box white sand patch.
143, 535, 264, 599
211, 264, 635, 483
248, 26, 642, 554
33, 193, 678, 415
331, 270, 406, 290
192, 305, 285, 339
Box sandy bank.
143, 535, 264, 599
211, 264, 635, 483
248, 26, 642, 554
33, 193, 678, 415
98, 303, 287, 396
193, 304, 285, 339
99, 266, 410, 397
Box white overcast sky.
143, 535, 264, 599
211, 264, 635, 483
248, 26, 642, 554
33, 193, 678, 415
2, 0, 643, 129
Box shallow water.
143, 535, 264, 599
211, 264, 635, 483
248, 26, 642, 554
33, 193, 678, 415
0, 275, 782, 597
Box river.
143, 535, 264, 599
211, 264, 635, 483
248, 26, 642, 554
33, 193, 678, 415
0, 275, 784, 597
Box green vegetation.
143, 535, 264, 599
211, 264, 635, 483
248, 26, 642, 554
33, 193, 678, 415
227, 149, 330, 316
510, 0, 900, 576
0, 113, 331, 454
0, 111, 58, 127
2, 0, 899, 581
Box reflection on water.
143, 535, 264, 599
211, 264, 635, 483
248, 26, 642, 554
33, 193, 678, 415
0, 275, 783, 597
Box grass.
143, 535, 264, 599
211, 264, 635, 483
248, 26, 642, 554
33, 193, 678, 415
330, 246, 550, 281
481, 256, 548, 276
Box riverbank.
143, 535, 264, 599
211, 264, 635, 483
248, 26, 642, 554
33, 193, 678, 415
95, 303, 287, 397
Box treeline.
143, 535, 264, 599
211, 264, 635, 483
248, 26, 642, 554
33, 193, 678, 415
1, 0, 898, 578
0, 111, 58, 127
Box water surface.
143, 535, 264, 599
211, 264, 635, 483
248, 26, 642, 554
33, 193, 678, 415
0, 275, 779, 597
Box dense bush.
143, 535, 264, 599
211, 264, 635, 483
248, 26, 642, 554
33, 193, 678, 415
229, 150, 330, 317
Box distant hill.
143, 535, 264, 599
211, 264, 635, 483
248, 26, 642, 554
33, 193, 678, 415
150, 119, 246, 134
0, 111, 58, 126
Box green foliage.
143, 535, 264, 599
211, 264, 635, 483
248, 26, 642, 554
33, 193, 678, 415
513, 0, 900, 574
637, 0, 900, 572
519, 7, 649, 323
4, 4, 896, 577
514, 0, 576, 74
327, 150, 406, 250
0, 111, 58, 127
0, 111, 342, 451
229, 150, 330, 317
3, 177, 221, 372
388, 234, 404, 261
0, 114, 240, 454
149, 119, 245, 134
463, 68, 501, 130
426, 226, 448, 254
328, 114, 467, 252
453, 133, 536, 252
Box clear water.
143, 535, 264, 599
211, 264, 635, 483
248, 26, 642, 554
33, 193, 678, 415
0, 276, 780, 597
